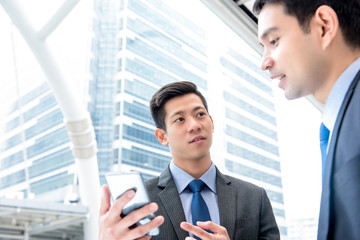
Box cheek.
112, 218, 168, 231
270, 45, 292, 71
298, 47, 323, 78
277, 34, 310, 67
277, 43, 296, 66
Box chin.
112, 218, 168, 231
284, 90, 302, 100
284, 94, 297, 100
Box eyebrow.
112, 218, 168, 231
169, 106, 206, 119
259, 26, 279, 43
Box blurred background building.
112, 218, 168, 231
0, 0, 322, 239
90, 0, 286, 236
287, 218, 318, 240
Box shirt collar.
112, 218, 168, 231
323, 57, 360, 133
169, 161, 217, 194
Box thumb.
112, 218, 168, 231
99, 185, 111, 216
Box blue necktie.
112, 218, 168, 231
320, 122, 330, 177
188, 179, 212, 239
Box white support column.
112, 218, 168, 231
0, 1, 100, 240
65, 115, 100, 240
24, 222, 29, 240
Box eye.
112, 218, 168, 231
196, 112, 206, 118
174, 117, 184, 123
270, 38, 279, 46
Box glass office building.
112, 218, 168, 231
0, 0, 287, 237
0, 80, 76, 201
288, 218, 318, 240
89, 0, 287, 237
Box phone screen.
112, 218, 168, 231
105, 172, 159, 236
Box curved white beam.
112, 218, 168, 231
0, 1, 100, 240
37, 0, 80, 40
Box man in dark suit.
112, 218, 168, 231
253, 0, 360, 239
99, 81, 280, 239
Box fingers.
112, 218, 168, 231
181, 222, 210, 239
99, 187, 164, 240
136, 236, 152, 240
180, 221, 230, 240
124, 215, 164, 239
146, 215, 164, 233
99, 185, 111, 216
180, 221, 193, 231
120, 202, 160, 230
196, 221, 228, 236
105, 189, 136, 222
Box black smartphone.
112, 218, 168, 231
105, 171, 159, 236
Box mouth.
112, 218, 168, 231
190, 136, 206, 143
278, 74, 286, 81
271, 74, 286, 81
271, 74, 286, 88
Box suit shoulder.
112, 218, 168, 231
224, 174, 266, 193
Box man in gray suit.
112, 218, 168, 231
99, 81, 280, 239
253, 0, 360, 239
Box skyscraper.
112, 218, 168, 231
90, 0, 287, 237
0, 81, 76, 201
288, 218, 318, 240
0, 1, 86, 203
0, 0, 287, 237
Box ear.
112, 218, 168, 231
155, 128, 169, 145
209, 115, 214, 133
313, 5, 339, 49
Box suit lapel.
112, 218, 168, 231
216, 168, 236, 240
158, 168, 188, 240
318, 70, 360, 239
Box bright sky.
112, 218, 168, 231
274, 87, 322, 219
0, 0, 323, 221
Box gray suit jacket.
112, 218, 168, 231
145, 166, 280, 240
318, 70, 360, 240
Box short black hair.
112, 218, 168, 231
253, 0, 360, 49
149, 81, 208, 131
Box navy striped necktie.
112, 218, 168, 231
188, 179, 212, 239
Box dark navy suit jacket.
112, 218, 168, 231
145, 166, 280, 240
318, 70, 360, 240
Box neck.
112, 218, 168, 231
173, 155, 212, 179
314, 47, 360, 104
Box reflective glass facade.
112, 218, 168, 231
90, 0, 287, 237
0, 0, 287, 237
0, 82, 75, 200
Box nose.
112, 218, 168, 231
260, 50, 274, 71
188, 117, 201, 133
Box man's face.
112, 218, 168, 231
159, 93, 214, 163
258, 3, 327, 100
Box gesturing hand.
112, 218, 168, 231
99, 185, 164, 240
180, 221, 230, 240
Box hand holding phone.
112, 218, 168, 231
105, 171, 160, 236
